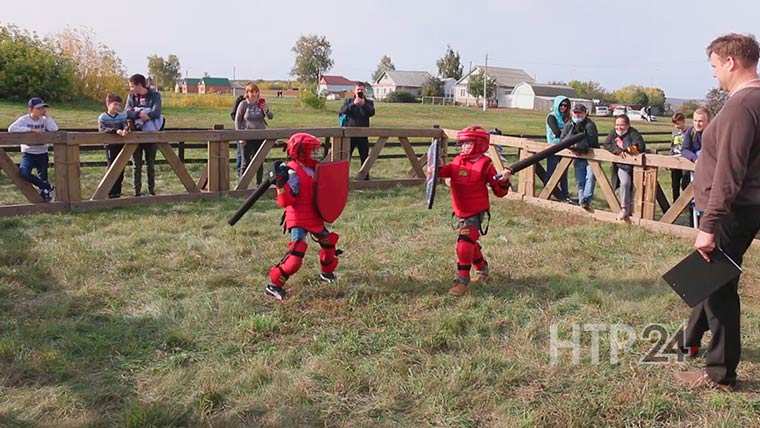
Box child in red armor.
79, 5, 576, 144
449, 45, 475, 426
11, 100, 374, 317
265, 133, 340, 301
436, 126, 511, 296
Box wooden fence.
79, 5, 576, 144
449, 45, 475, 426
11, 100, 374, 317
440, 128, 743, 243
0, 126, 443, 216
1, 124, 752, 245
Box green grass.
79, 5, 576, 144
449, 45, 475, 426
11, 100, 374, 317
1, 98, 757, 426
1, 187, 759, 426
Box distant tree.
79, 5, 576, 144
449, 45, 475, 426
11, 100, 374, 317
641, 87, 666, 110
468, 70, 497, 102
705, 88, 729, 116
372, 55, 395, 82
613, 85, 649, 106
567, 80, 611, 101
0, 24, 76, 101
680, 100, 703, 117
146, 54, 181, 90
421, 76, 444, 97
54, 28, 126, 101
436, 45, 463, 80
290, 34, 333, 84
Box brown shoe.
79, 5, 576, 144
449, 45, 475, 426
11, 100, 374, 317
449, 278, 469, 296
673, 370, 735, 392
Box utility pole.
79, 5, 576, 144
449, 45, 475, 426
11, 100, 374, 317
233, 66, 236, 80
483, 53, 488, 112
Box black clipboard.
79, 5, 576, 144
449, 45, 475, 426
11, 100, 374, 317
662, 248, 743, 307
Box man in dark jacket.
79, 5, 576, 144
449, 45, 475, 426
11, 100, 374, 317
339, 84, 375, 179
561, 104, 599, 209
674, 33, 760, 392
126, 73, 164, 196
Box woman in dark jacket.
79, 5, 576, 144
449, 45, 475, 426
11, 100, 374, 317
604, 114, 645, 220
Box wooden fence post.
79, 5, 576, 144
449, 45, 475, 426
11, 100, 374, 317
54, 133, 81, 203
331, 133, 348, 162
207, 124, 228, 193
517, 149, 535, 197
642, 167, 658, 220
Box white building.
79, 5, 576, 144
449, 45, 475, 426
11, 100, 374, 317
455, 65, 535, 107
373, 70, 432, 100
442, 78, 457, 99
510, 82, 592, 112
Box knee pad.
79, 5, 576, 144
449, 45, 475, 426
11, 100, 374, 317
456, 227, 480, 276
317, 232, 340, 273
269, 240, 308, 286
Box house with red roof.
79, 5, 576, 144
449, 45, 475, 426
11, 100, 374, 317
318, 75, 358, 96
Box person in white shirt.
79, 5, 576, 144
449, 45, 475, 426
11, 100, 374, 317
7, 97, 59, 202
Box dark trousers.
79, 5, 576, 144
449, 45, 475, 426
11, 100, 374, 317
682, 205, 760, 384
546, 155, 569, 200
132, 143, 156, 195
19, 152, 51, 191
670, 169, 690, 201
350, 137, 370, 179
105, 144, 125, 198
237, 140, 264, 184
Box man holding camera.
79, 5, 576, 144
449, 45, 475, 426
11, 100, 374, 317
339, 83, 375, 179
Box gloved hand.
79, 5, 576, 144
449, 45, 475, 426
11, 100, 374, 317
271, 160, 289, 187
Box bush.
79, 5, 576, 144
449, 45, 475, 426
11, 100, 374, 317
384, 91, 418, 103
298, 85, 326, 109
0, 24, 76, 101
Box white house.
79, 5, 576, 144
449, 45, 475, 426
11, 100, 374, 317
373, 70, 432, 100
442, 78, 457, 99
318, 75, 357, 96
510, 82, 593, 112
455, 65, 535, 107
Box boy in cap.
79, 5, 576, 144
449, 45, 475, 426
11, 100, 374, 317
8, 97, 59, 202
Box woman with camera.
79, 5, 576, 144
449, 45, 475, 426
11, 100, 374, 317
235, 82, 274, 184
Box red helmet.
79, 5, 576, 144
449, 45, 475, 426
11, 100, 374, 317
286, 132, 321, 165
457, 125, 490, 156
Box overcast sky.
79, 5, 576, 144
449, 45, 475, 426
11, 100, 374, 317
4, 0, 759, 99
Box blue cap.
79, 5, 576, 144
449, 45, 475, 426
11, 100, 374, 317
28, 97, 49, 109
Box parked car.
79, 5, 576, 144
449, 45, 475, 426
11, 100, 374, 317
627, 110, 644, 121
612, 106, 627, 116
594, 106, 610, 116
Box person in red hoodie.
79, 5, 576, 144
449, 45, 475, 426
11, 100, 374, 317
434, 126, 511, 296
265, 133, 340, 301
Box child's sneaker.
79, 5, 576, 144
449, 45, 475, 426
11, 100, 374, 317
319, 272, 337, 283
265, 284, 287, 301
449, 277, 469, 296
39, 188, 52, 202
472, 266, 489, 284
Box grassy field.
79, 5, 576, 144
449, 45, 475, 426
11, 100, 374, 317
1, 98, 759, 427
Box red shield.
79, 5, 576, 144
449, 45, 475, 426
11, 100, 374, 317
315, 160, 350, 223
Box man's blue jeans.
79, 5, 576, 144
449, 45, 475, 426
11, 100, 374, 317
546, 155, 569, 199
19, 152, 51, 191
574, 158, 595, 205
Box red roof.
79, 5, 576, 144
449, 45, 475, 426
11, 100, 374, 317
320, 75, 357, 86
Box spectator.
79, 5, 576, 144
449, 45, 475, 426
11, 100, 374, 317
545, 96, 571, 202
339, 83, 375, 179
561, 104, 599, 210
681, 107, 711, 162
604, 114, 645, 220
98, 94, 130, 198
669, 112, 690, 201
234, 82, 273, 184
125, 73, 164, 196
682, 108, 712, 227
7, 97, 58, 202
